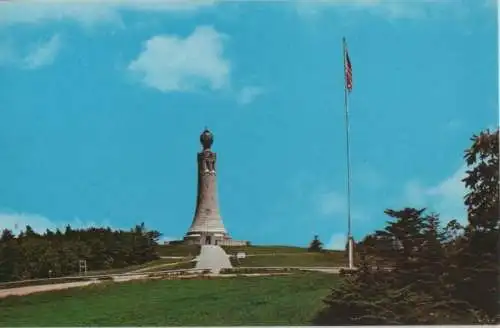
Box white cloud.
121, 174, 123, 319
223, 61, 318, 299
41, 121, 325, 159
403, 165, 468, 224
315, 190, 370, 223
0, 41, 16, 67
295, 0, 458, 20
325, 233, 346, 250
0, 0, 468, 28
354, 165, 384, 190
236, 86, 264, 105
23, 34, 61, 69
0, 0, 217, 27
0, 34, 61, 70
128, 26, 230, 93
485, 0, 498, 9
445, 119, 463, 131
403, 180, 427, 208
0, 210, 116, 236
426, 165, 468, 222
317, 191, 346, 216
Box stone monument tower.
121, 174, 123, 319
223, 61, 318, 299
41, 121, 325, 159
184, 128, 245, 246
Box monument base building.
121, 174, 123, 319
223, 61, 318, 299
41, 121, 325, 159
182, 128, 247, 247
183, 233, 247, 247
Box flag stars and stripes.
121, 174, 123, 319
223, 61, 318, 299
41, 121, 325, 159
344, 46, 353, 93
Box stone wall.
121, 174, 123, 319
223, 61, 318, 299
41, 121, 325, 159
217, 239, 248, 247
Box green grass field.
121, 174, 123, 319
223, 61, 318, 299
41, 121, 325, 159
222, 245, 312, 254
157, 244, 312, 257
157, 243, 345, 257
0, 258, 196, 290
232, 252, 347, 267
156, 244, 200, 257
0, 272, 339, 326
81, 257, 187, 275
142, 260, 196, 272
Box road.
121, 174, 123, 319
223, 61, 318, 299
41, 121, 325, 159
194, 245, 232, 274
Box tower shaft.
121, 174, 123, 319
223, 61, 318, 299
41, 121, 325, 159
184, 129, 229, 245
187, 150, 227, 235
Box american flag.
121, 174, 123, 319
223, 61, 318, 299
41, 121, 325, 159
344, 40, 353, 92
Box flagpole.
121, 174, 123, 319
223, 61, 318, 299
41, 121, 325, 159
343, 37, 354, 270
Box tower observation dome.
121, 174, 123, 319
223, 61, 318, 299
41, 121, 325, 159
200, 128, 213, 150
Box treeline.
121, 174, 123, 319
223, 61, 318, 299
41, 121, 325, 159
0, 223, 161, 282
314, 129, 499, 325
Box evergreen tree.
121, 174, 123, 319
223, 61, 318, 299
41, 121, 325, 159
312, 129, 499, 325
308, 235, 323, 252
0, 229, 14, 243
24, 225, 39, 238
0, 224, 161, 282
452, 129, 499, 322
314, 208, 471, 325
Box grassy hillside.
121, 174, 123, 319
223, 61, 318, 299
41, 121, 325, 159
157, 243, 345, 257
222, 245, 313, 255
75, 258, 187, 276
0, 258, 195, 290
156, 244, 200, 257
0, 272, 340, 326
231, 252, 347, 267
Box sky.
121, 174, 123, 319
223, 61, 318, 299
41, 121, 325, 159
0, 0, 497, 249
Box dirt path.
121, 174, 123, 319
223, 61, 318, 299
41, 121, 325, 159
0, 280, 101, 299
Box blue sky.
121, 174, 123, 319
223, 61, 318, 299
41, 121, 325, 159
0, 0, 497, 249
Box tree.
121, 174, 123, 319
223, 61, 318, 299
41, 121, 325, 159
463, 129, 499, 232
452, 129, 499, 322
0, 230, 20, 281
24, 225, 38, 238
312, 128, 499, 325
0, 229, 15, 243
308, 235, 323, 252
314, 208, 472, 325
0, 223, 161, 282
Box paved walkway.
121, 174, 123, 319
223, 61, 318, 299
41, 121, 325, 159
0, 280, 101, 299
194, 245, 232, 274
